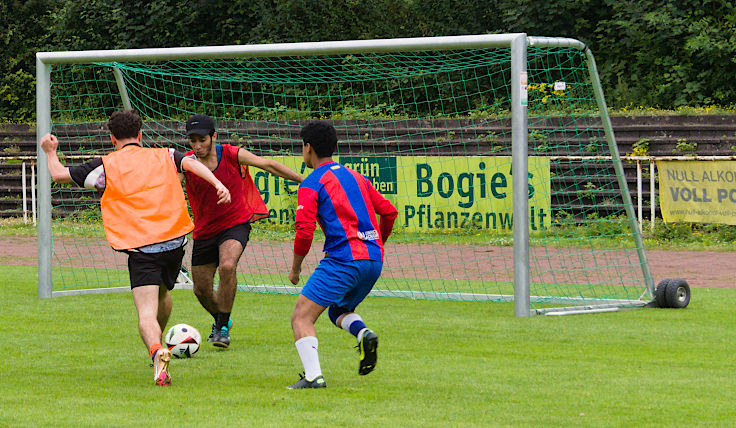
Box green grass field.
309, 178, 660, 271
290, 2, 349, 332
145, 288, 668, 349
1, 264, 734, 427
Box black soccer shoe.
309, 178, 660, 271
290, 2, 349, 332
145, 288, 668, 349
212, 326, 230, 348
207, 323, 217, 343
209, 319, 233, 344
287, 373, 326, 389
357, 329, 378, 375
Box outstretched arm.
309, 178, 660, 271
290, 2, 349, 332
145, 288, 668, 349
181, 157, 231, 204
40, 133, 73, 184
238, 148, 303, 183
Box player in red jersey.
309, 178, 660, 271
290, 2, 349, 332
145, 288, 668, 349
183, 114, 303, 348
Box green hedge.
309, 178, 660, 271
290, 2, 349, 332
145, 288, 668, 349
3, 0, 736, 120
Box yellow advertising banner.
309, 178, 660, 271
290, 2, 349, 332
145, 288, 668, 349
253, 156, 551, 232
658, 160, 736, 225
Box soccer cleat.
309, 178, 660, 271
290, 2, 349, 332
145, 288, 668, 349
287, 373, 326, 389
357, 328, 378, 375
207, 323, 217, 342
212, 325, 231, 348
207, 318, 233, 343
154, 348, 172, 386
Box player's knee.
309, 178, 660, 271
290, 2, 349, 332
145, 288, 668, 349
218, 261, 237, 276
328, 305, 348, 327
290, 310, 302, 329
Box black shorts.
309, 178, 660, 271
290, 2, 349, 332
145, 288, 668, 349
126, 246, 185, 290
191, 222, 251, 267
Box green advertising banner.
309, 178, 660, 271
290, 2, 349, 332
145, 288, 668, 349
254, 156, 551, 232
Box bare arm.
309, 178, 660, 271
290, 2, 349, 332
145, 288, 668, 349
181, 157, 231, 204
238, 148, 303, 183
40, 134, 73, 184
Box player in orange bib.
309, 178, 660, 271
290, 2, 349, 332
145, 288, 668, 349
182, 114, 303, 349
41, 110, 231, 386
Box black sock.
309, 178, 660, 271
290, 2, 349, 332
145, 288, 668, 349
212, 313, 218, 325
216, 312, 230, 329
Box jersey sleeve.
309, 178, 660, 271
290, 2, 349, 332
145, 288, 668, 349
168, 148, 186, 173
293, 185, 319, 257
365, 178, 399, 243
68, 158, 105, 189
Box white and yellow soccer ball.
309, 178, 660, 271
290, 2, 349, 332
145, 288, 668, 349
165, 324, 201, 358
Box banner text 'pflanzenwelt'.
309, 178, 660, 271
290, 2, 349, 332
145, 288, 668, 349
253, 156, 551, 232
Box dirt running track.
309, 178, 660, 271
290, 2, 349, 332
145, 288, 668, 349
0, 235, 733, 289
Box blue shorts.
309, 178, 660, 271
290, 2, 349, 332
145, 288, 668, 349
301, 258, 383, 310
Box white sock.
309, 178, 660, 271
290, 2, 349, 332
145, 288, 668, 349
294, 336, 321, 381
339, 313, 363, 333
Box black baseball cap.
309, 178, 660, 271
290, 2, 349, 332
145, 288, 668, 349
185, 114, 216, 136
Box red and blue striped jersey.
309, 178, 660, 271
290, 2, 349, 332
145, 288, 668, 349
294, 161, 398, 262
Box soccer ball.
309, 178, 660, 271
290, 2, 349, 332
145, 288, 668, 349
165, 323, 201, 358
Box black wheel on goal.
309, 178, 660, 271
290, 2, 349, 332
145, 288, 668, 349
655, 278, 673, 308
665, 278, 691, 309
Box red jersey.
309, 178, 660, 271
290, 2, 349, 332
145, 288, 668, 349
184, 144, 267, 240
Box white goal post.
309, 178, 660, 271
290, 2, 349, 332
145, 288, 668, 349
36, 33, 654, 316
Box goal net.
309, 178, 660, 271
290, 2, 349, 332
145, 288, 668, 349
37, 34, 654, 315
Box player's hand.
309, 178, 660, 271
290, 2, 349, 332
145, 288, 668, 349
40, 133, 59, 153
215, 183, 231, 204
289, 267, 301, 285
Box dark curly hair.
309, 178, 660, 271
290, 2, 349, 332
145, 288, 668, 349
300, 121, 337, 158
107, 110, 142, 140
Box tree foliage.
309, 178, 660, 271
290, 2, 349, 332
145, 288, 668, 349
3, 0, 736, 120
594, 0, 736, 107
0, 0, 60, 121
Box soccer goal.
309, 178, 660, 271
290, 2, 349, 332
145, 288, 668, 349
36, 33, 654, 316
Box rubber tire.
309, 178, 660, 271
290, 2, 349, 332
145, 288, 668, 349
665, 278, 691, 309
655, 278, 673, 308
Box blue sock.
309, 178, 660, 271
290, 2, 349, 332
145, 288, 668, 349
337, 313, 369, 338
349, 320, 367, 338
343, 315, 367, 338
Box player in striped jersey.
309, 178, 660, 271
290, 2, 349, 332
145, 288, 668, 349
287, 121, 398, 389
